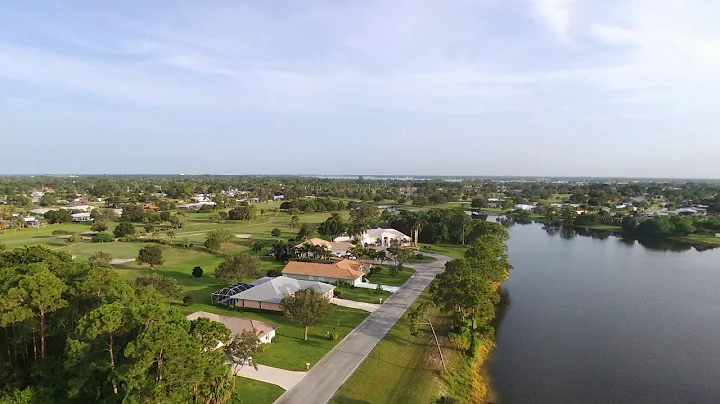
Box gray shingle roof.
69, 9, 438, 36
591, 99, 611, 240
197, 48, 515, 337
229, 276, 334, 304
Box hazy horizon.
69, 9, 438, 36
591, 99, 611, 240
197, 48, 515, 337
1, 1, 719, 177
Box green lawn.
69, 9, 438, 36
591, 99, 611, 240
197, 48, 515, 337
366, 265, 416, 287
336, 286, 391, 304
178, 304, 368, 371
578, 224, 623, 231
332, 293, 454, 404
419, 244, 467, 260
407, 255, 437, 264
231, 377, 284, 404
675, 234, 720, 246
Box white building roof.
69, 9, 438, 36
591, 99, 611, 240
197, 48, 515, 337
229, 276, 334, 304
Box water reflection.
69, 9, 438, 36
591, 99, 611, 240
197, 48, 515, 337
542, 225, 707, 252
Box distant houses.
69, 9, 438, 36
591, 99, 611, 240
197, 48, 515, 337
335, 228, 411, 247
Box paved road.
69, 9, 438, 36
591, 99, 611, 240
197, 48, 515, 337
274, 253, 450, 404
235, 364, 307, 390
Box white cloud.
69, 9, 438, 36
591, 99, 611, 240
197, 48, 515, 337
534, 0, 576, 41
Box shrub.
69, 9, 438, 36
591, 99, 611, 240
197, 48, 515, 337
334, 290, 343, 298
120, 234, 139, 242
335, 280, 352, 289
179, 238, 192, 248
327, 331, 339, 341
435, 396, 460, 404
52, 229, 73, 236
192, 266, 203, 278
270, 228, 281, 237
375, 284, 384, 294
91, 232, 114, 243
0, 242, 5, 251
272, 335, 280, 343
266, 269, 282, 277
389, 265, 400, 277
66, 234, 81, 244
415, 253, 425, 260
182, 295, 195, 306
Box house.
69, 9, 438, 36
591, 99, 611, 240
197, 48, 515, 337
30, 208, 55, 215
59, 205, 93, 212
192, 194, 212, 203
282, 260, 366, 286
487, 198, 505, 208
273, 193, 285, 201
24, 217, 41, 227
514, 204, 534, 211
71, 212, 93, 222
213, 276, 335, 311
675, 208, 698, 216
295, 238, 355, 258
335, 228, 411, 247
186, 311, 279, 344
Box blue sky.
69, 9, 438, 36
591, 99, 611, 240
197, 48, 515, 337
1, 0, 719, 177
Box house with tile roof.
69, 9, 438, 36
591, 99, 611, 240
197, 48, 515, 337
282, 259, 367, 286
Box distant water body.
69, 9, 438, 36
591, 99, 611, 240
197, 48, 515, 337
488, 222, 720, 404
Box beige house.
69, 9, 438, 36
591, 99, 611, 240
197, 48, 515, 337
281, 259, 368, 286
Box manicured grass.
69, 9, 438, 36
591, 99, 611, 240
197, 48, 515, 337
367, 265, 416, 287
178, 303, 369, 371
419, 244, 467, 260
331, 293, 455, 404
407, 254, 438, 263
231, 377, 284, 404
336, 286, 391, 304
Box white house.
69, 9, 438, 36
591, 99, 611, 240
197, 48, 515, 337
273, 194, 285, 201
24, 217, 41, 227
72, 212, 93, 222
336, 228, 411, 247
186, 311, 278, 344
59, 205, 93, 212
192, 194, 212, 203
514, 204, 534, 211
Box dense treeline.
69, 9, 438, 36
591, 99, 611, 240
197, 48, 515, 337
0, 246, 249, 403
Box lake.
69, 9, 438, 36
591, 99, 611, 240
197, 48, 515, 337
487, 222, 720, 404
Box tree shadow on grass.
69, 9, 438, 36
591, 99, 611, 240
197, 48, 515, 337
332, 398, 372, 404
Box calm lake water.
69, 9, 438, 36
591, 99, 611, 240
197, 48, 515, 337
487, 221, 720, 404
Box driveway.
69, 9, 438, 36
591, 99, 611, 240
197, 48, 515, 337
274, 252, 450, 404
355, 282, 400, 293
333, 298, 380, 312
235, 364, 307, 390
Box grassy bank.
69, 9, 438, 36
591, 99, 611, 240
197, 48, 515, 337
419, 243, 467, 259
332, 293, 457, 404
335, 285, 391, 303
672, 234, 720, 247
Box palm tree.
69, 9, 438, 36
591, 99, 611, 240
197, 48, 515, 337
166, 230, 176, 244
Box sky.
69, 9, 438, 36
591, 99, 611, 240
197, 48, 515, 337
1, 0, 719, 177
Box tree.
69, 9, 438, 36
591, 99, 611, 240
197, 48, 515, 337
91, 221, 108, 232
270, 228, 281, 238
204, 229, 233, 252
387, 247, 413, 269
318, 213, 345, 239
226, 330, 262, 373
39, 193, 57, 207
43, 209, 72, 224
169, 214, 186, 229
250, 241, 264, 255
190, 317, 231, 352
281, 288, 332, 340
289, 215, 300, 229
120, 204, 146, 222
66, 234, 81, 245
296, 223, 314, 241
228, 206, 256, 221
166, 230, 176, 244
16, 264, 68, 358
136, 246, 164, 270
143, 223, 155, 233
470, 198, 487, 209
204, 237, 222, 252
89, 251, 112, 267
113, 222, 135, 238
192, 266, 204, 278
270, 241, 295, 262
215, 254, 261, 283
132, 274, 182, 299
